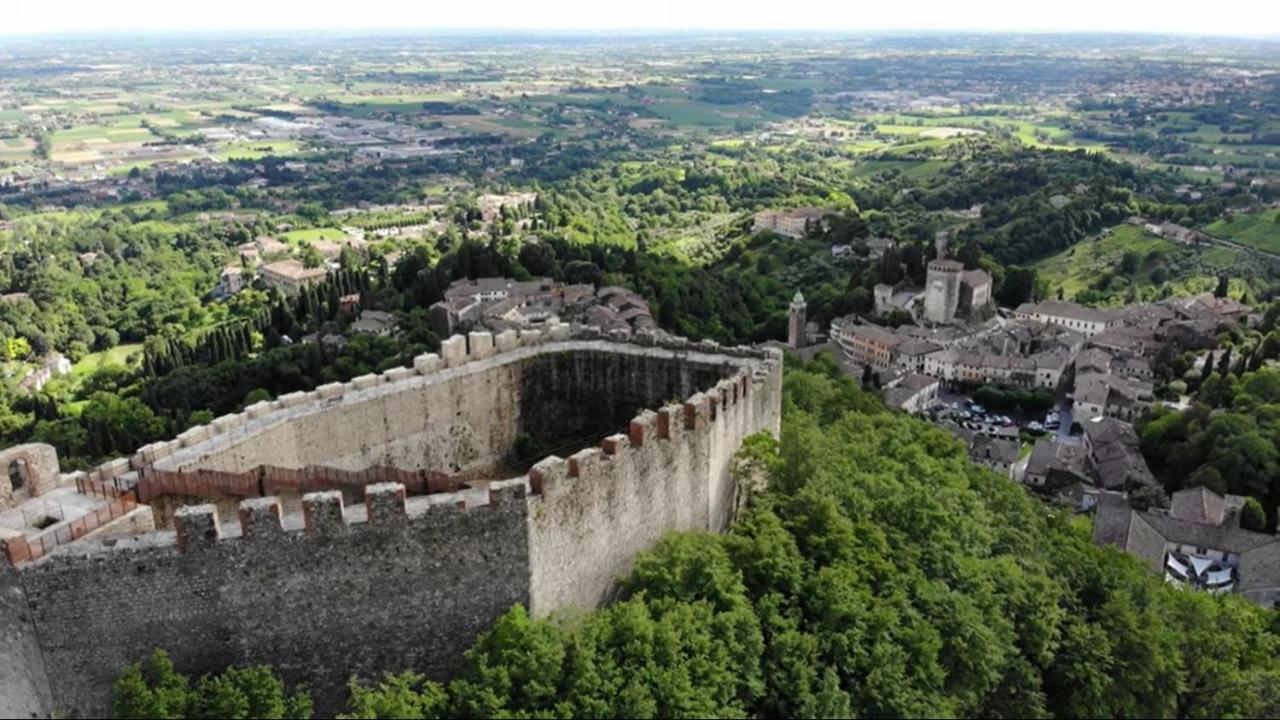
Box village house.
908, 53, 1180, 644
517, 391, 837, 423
16, 352, 72, 394
1075, 347, 1111, 378
1093, 487, 1280, 609
1033, 352, 1073, 390
1113, 355, 1154, 381
752, 207, 828, 240
969, 436, 1020, 479
1082, 417, 1158, 493
1170, 293, 1250, 324
255, 236, 291, 256
830, 320, 903, 370
259, 259, 328, 296
883, 373, 939, 413
1014, 300, 1120, 338
1072, 370, 1153, 423
1088, 327, 1155, 357
1020, 438, 1090, 489
350, 310, 398, 337
873, 283, 922, 321
428, 277, 659, 339
893, 338, 943, 374
211, 266, 246, 300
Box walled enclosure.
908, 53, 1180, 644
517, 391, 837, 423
1, 328, 783, 718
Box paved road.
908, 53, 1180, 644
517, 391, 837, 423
1056, 396, 1079, 445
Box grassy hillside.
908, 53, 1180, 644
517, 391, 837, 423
1205, 209, 1280, 254
72, 343, 144, 376
1034, 224, 1260, 305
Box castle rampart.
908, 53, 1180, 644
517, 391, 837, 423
20, 484, 531, 715
0, 327, 783, 718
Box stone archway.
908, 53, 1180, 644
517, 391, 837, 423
8, 457, 28, 491
0, 444, 60, 510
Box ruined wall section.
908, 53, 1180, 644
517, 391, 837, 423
149, 330, 754, 483
148, 366, 520, 477
283, 364, 523, 474
526, 340, 783, 614
21, 484, 530, 718
129, 333, 524, 479
0, 443, 61, 510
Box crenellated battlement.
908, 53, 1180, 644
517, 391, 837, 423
13, 323, 778, 565
67, 324, 776, 498
4, 323, 782, 718
96, 324, 771, 479
159, 482, 528, 551
522, 351, 776, 612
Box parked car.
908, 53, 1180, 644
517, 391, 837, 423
1028, 421, 1044, 431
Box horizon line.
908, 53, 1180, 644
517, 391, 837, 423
2, 27, 1278, 41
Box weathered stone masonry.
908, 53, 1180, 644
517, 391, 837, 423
22, 486, 530, 717
0, 327, 783, 718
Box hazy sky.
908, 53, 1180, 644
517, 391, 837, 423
3, 0, 1278, 37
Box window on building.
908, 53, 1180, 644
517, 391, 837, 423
8, 458, 27, 491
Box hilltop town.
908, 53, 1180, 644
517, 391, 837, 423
797, 264, 1275, 605
1, 29, 1279, 720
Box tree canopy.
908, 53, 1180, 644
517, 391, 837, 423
120, 355, 1280, 718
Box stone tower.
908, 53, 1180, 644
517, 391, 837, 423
924, 259, 963, 324
788, 290, 807, 349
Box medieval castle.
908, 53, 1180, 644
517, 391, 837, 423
0, 325, 783, 717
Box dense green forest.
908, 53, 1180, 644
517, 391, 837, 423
1134, 304, 1280, 525
1140, 366, 1280, 527
115, 356, 1280, 719
10, 137, 1270, 472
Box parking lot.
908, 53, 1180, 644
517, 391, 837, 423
930, 389, 1070, 442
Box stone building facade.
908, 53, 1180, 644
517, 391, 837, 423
1014, 300, 1120, 338
752, 207, 827, 239
924, 259, 963, 323
923, 259, 992, 324
258, 259, 328, 296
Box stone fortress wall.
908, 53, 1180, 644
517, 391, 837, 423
0, 325, 783, 718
